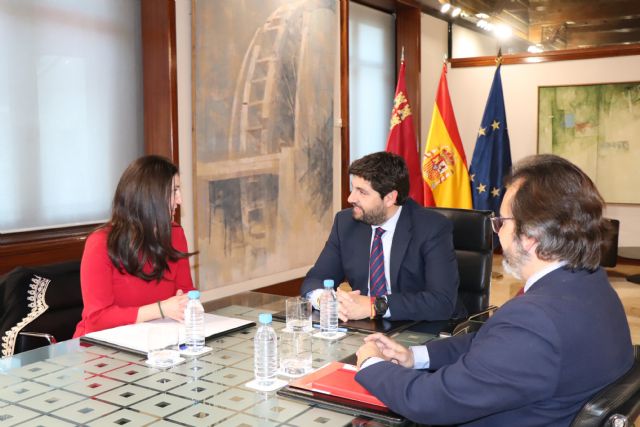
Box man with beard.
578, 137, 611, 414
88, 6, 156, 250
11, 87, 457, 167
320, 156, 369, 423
354, 154, 634, 426
300, 151, 465, 322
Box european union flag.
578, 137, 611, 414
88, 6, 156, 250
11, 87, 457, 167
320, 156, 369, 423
469, 64, 512, 217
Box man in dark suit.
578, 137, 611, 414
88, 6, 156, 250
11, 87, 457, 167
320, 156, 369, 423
354, 154, 634, 426
301, 151, 464, 322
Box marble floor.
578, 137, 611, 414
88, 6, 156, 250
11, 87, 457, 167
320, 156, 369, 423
490, 255, 640, 344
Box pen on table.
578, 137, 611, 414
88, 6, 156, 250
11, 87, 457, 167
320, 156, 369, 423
312, 324, 348, 333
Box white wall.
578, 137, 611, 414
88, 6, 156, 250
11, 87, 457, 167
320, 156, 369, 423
445, 55, 640, 246
420, 13, 449, 148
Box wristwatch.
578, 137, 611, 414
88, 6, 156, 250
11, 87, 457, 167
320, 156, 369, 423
373, 296, 388, 317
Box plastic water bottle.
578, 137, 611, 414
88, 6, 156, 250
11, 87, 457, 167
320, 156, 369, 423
319, 279, 338, 336
184, 290, 205, 352
254, 313, 278, 386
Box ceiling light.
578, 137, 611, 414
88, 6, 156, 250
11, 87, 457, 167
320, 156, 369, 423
440, 3, 451, 13
527, 45, 543, 53
451, 7, 462, 18
475, 13, 489, 19
494, 24, 513, 40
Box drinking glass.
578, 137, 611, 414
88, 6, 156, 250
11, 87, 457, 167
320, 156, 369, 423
147, 324, 180, 368
279, 329, 312, 377
285, 297, 312, 332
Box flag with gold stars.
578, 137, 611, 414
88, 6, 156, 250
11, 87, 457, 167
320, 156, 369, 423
386, 60, 423, 204
469, 64, 512, 216
421, 63, 472, 208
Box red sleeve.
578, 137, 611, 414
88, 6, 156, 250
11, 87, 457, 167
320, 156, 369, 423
172, 224, 195, 293
79, 230, 139, 333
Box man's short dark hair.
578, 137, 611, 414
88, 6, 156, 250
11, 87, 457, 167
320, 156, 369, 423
349, 152, 410, 205
505, 154, 608, 270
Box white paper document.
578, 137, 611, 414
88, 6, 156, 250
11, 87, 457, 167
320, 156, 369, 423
83, 313, 253, 354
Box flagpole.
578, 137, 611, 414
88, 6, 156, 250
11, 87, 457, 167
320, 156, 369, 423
401, 46, 405, 63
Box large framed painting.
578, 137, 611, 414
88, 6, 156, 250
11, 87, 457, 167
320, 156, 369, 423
192, 0, 340, 293
538, 82, 640, 204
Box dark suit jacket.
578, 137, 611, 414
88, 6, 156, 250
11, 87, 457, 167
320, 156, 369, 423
356, 267, 634, 426
301, 198, 463, 321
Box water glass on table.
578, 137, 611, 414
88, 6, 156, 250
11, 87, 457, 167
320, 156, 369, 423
147, 324, 180, 368
285, 296, 312, 332
280, 329, 312, 377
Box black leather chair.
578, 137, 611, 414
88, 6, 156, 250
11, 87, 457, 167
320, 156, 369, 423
600, 218, 620, 268
570, 345, 640, 427
428, 207, 494, 316
0, 261, 83, 357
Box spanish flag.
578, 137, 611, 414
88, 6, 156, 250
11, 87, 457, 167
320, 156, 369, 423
386, 60, 424, 205
422, 63, 472, 208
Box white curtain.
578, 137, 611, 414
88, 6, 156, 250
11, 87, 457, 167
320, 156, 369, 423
0, 0, 143, 232
348, 1, 395, 163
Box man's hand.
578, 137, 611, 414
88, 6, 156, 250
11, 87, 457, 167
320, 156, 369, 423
356, 341, 383, 368
363, 333, 414, 368
337, 289, 371, 321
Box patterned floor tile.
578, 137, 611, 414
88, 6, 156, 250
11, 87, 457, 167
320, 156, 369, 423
204, 367, 254, 387
103, 364, 157, 383
46, 351, 102, 368
33, 366, 86, 387
6, 362, 62, 380
209, 388, 259, 411
51, 398, 120, 424
214, 412, 280, 427
20, 389, 84, 413
207, 348, 252, 364
165, 402, 234, 426
0, 405, 41, 426
19, 415, 77, 426
169, 359, 220, 378
130, 393, 193, 418
287, 406, 354, 426
207, 336, 245, 349
82, 358, 129, 375
0, 375, 20, 389
229, 357, 254, 373
168, 378, 226, 401
243, 396, 309, 423
85, 407, 160, 426
95, 383, 159, 407
135, 372, 188, 392
62, 375, 124, 397
226, 328, 257, 340
0, 380, 51, 403
225, 341, 255, 356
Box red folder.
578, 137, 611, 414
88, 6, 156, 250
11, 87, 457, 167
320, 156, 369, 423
289, 361, 386, 408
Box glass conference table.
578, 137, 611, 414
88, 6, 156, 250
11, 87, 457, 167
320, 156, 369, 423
0, 292, 441, 427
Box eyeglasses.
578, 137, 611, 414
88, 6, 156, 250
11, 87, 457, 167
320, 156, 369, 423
490, 216, 514, 234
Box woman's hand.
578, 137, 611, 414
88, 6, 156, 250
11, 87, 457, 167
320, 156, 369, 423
160, 290, 189, 322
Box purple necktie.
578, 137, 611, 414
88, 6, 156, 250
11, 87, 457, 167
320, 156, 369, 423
369, 227, 388, 297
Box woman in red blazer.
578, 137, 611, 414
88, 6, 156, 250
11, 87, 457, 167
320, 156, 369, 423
74, 155, 195, 337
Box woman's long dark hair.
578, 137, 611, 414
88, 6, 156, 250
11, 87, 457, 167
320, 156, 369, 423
107, 155, 193, 281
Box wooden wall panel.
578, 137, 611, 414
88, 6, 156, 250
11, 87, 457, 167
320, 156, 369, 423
396, 2, 421, 140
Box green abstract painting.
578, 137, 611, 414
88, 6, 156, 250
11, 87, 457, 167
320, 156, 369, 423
538, 82, 640, 204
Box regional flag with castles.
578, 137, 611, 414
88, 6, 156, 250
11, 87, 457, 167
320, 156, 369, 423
386, 59, 424, 205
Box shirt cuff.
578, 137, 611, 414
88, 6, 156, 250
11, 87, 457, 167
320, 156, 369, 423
382, 295, 391, 318
306, 289, 324, 310
360, 356, 385, 370
411, 345, 431, 369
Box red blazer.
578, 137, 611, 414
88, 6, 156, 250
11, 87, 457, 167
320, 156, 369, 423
73, 224, 195, 337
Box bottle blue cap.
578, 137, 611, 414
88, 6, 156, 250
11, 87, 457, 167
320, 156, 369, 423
258, 313, 272, 324
188, 290, 200, 299
323, 279, 334, 288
